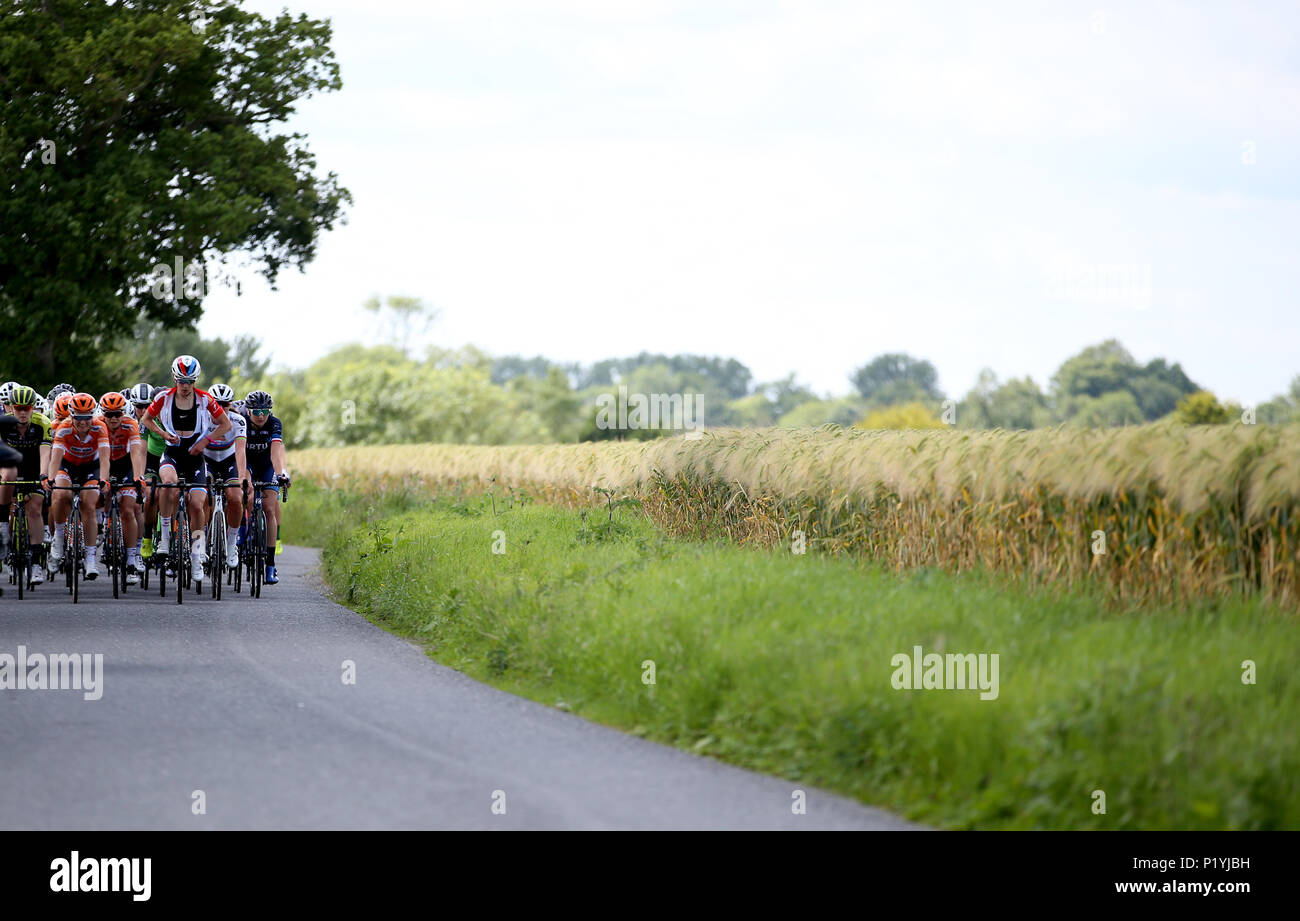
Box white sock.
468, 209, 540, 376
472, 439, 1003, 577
53, 522, 66, 545
85, 546, 96, 564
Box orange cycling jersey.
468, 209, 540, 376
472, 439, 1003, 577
53, 420, 110, 465
105, 417, 142, 461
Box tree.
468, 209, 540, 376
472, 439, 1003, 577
362, 295, 438, 357
1175, 391, 1232, 425
0, 1, 351, 384
1051, 340, 1200, 422
1256, 374, 1300, 424
575, 353, 753, 400
98, 317, 268, 393
777, 396, 864, 428
1069, 390, 1145, 427
849, 353, 943, 408
959, 369, 1053, 429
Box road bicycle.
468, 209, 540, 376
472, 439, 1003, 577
1, 479, 45, 598
205, 477, 244, 601
151, 479, 201, 605
48, 483, 92, 604
242, 476, 289, 599
103, 477, 132, 599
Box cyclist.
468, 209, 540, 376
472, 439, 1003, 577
129, 384, 165, 560
47, 393, 111, 579
0, 385, 53, 583
0, 381, 17, 415
202, 383, 248, 569
100, 392, 148, 578
243, 389, 289, 584
140, 356, 231, 575
44, 392, 75, 477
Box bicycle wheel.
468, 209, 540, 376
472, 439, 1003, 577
110, 502, 120, 599
176, 508, 187, 605
252, 508, 265, 598
211, 505, 224, 600
71, 515, 81, 605
13, 501, 24, 599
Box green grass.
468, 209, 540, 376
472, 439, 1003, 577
291, 483, 1300, 829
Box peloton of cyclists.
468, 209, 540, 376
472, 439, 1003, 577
0, 356, 292, 592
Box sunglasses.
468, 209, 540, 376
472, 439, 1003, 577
72, 414, 94, 421
13, 404, 33, 411
174, 378, 197, 385
103, 411, 123, 418
250, 410, 271, 416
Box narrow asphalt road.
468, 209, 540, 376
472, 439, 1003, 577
1, 546, 918, 830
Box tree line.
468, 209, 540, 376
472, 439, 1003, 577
93, 300, 1298, 450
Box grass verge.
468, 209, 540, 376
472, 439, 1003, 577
292, 482, 1300, 829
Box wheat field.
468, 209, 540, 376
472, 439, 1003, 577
294, 423, 1300, 606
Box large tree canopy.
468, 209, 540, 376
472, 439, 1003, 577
0, 0, 351, 385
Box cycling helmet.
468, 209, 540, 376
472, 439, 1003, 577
129, 382, 153, 406
53, 392, 74, 421
0, 381, 15, 404
245, 390, 273, 411
172, 354, 201, 382
210, 382, 235, 403
231, 399, 246, 416
9, 385, 37, 407
99, 392, 127, 413
69, 392, 97, 418
46, 382, 75, 405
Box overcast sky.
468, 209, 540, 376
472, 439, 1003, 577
199, 0, 1300, 403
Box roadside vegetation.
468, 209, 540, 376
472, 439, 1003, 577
286, 481, 1300, 830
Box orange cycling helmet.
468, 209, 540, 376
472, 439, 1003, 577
69, 392, 97, 417
99, 392, 127, 412
53, 392, 74, 421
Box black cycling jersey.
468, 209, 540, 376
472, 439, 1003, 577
244, 414, 283, 464
0, 412, 53, 460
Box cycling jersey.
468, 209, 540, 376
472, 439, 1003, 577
145, 387, 226, 446
244, 413, 283, 489
145, 427, 166, 457
0, 412, 53, 478
104, 417, 142, 462
0, 412, 53, 454
203, 411, 246, 461
244, 413, 283, 463
52, 420, 110, 466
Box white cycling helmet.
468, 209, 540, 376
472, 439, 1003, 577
209, 382, 235, 403
171, 354, 201, 382
0, 381, 15, 404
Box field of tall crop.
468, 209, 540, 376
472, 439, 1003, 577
295, 423, 1300, 607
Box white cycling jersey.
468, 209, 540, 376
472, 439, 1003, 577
203, 410, 246, 461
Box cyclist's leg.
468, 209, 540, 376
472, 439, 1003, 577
48, 471, 73, 563
0, 466, 15, 567
186, 457, 209, 565
157, 455, 180, 552
25, 492, 45, 582
81, 474, 101, 578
